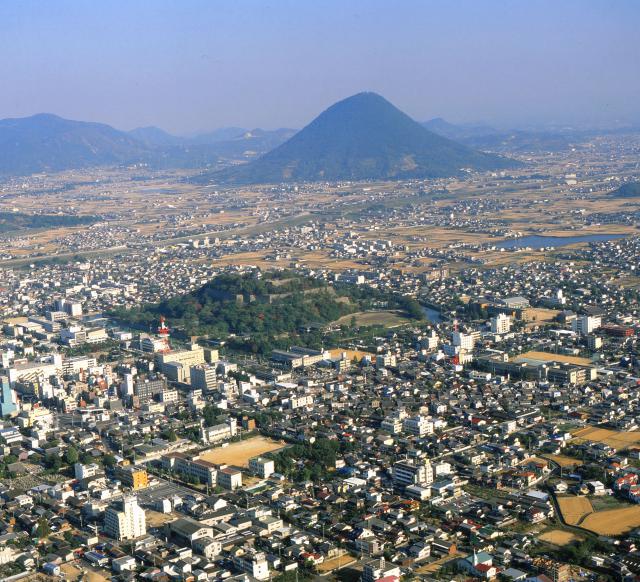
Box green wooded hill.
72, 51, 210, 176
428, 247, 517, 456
610, 182, 640, 198
111, 272, 424, 343
208, 92, 519, 184
0, 212, 97, 233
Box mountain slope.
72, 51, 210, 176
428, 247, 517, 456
207, 92, 518, 184
128, 126, 184, 147
0, 113, 150, 175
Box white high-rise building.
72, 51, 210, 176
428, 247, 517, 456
104, 496, 146, 541
392, 459, 434, 488
572, 315, 601, 335
452, 331, 475, 351
490, 313, 511, 335
402, 415, 435, 437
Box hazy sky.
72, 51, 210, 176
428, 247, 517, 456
1, 0, 639, 134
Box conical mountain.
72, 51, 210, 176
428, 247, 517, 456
210, 92, 518, 184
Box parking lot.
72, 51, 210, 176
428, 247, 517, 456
134, 476, 197, 509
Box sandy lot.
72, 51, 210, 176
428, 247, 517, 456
581, 506, 640, 536
539, 529, 583, 546
198, 435, 286, 467
557, 496, 593, 525
516, 351, 593, 366
572, 427, 640, 449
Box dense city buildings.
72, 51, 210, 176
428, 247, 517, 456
0, 121, 639, 582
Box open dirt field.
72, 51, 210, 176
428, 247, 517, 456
572, 426, 640, 449
557, 496, 593, 525
198, 435, 286, 467
415, 553, 462, 574
516, 351, 593, 366
316, 553, 356, 572
61, 563, 110, 582
543, 454, 583, 468
146, 509, 180, 527
334, 310, 411, 327
329, 348, 376, 362
539, 529, 583, 546
523, 308, 561, 323
580, 505, 640, 536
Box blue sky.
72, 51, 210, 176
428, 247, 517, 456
1, 0, 638, 133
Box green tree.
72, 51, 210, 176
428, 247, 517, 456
44, 452, 62, 472
163, 429, 178, 442
102, 454, 116, 468
65, 446, 79, 465
35, 518, 51, 539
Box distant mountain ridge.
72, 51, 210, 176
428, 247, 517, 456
206, 92, 518, 185
0, 114, 295, 176
422, 117, 575, 152
0, 113, 149, 175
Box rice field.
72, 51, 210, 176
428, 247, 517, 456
581, 506, 640, 536
571, 426, 640, 449
539, 529, 583, 546
557, 496, 593, 525
558, 494, 640, 536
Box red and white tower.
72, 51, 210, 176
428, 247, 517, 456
157, 315, 170, 337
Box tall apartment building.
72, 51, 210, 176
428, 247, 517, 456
55, 298, 83, 317
232, 549, 270, 580
0, 376, 18, 417
392, 459, 434, 488
190, 364, 218, 391
104, 496, 146, 541
402, 415, 434, 437
572, 315, 602, 335
490, 313, 512, 334
380, 416, 403, 434
113, 466, 149, 490
133, 376, 167, 403
376, 352, 397, 369
363, 558, 401, 582
452, 331, 475, 351
248, 457, 275, 479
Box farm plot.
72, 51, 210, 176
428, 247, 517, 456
557, 496, 593, 525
